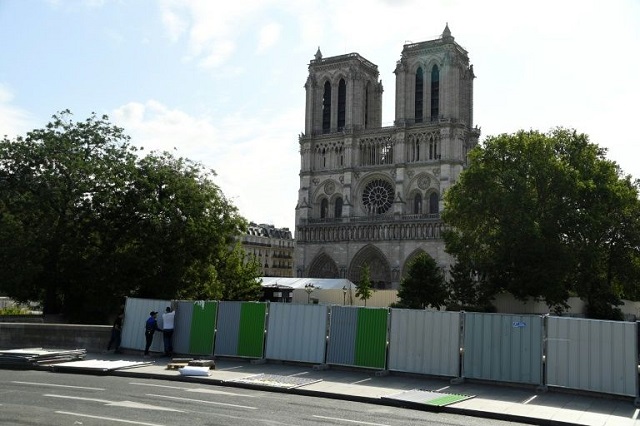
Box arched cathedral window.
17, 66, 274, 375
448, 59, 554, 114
364, 82, 370, 128
338, 79, 346, 130
413, 193, 422, 214
430, 65, 439, 121
429, 192, 439, 214
415, 67, 423, 123
428, 135, 439, 160
410, 136, 420, 162
322, 81, 331, 133
321, 198, 329, 219
335, 197, 343, 218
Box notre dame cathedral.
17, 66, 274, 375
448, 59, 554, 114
294, 25, 480, 289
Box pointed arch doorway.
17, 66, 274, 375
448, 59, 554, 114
308, 253, 339, 278
348, 245, 391, 289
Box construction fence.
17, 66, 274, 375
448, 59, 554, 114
120, 297, 639, 399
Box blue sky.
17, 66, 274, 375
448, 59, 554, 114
1, 0, 639, 233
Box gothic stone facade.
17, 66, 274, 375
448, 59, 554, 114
295, 25, 480, 289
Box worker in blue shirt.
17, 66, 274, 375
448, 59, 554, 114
144, 311, 162, 357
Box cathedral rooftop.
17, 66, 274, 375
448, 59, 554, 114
309, 51, 379, 75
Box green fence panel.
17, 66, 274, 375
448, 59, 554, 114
237, 303, 267, 358
189, 301, 217, 355
355, 308, 388, 369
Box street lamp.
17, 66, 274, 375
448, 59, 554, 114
304, 283, 315, 304
342, 285, 347, 305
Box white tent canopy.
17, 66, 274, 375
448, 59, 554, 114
259, 277, 354, 291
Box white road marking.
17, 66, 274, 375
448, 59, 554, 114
45, 394, 109, 403
313, 415, 390, 426
287, 372, 309, 377
632, 409, 639, 420
56, 411, 164, 425
44, 394, 183, 412
435, 386, 450, 392
147, 393, 257, 409
12, 381, 104, 390
352, 378, 372, 384
522, 395, 537, 404
129, 382, 255, 397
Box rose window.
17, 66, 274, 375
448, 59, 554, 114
362, 179, 394, 214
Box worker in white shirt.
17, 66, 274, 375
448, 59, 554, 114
162, 306, 175, 357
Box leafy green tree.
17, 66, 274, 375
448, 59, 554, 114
218, 243, 263, 301
0, 111, 259, 322
446, 260, 495, 312
443, 128, 640, 318
396, 253, 448, 309
355, 264, 373, 306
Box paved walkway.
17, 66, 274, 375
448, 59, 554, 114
56, 351, 640, 426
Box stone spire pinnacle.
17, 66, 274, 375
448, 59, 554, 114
442, 23, 453, 40
314, 47, 322, 60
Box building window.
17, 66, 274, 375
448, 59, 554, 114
364, 82, 370, 128
338, 78, 346, 130
409, 135, 420, 162
428, 135, 439, 160
429, 192, 439, 214
430, 65, 439, 120
322, 81, 331, 133
359, 137, 394, 166
335, 197, 343, 218
362, 179, 394, 215
415, 67, 423, 123
413, 193, 422, 214
321, 198, 328, 218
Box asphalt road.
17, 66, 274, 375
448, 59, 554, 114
0, 369, 529, 426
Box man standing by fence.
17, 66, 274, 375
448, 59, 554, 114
162, 306, 175, 357
144, 311, 161, 357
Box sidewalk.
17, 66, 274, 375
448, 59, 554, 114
57, 351, 640, 426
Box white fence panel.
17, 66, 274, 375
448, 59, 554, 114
463, 313, 543, 385
265, 303, 328, 364
388, 309, 461, 377
121, 297, 170, 353
546, 317, 637, 397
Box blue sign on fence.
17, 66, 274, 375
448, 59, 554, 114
512, 321, 526, 328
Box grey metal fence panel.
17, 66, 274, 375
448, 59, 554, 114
463, 313, 543, 385
265, 303, 328, 364
121, 297, 170, 353
388, 309, 461, 377
546, 317, 638, 397
326, 306, 358, 366
214, 301, 241, 356
171, 301, 194, 356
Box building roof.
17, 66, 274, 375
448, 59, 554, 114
259, 277, 354, 291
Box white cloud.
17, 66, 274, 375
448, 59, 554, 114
159, 0, 283, 68
0, 85, 32, 139
256, 22, 281, 54
111, 100, 221, 156
111, 100, 301, 230
160, 0, 190, 42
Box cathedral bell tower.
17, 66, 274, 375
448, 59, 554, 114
394, 23, 475, 128
295, 25, 480, 291
304, 48, 384, 136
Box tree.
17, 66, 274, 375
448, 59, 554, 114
0, 111, 260, 322
442, 128, 640, 318
217, 243, 263, 301
446, 260, 495, 312
355, 264, 373, 306
396, 253, 448, 309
